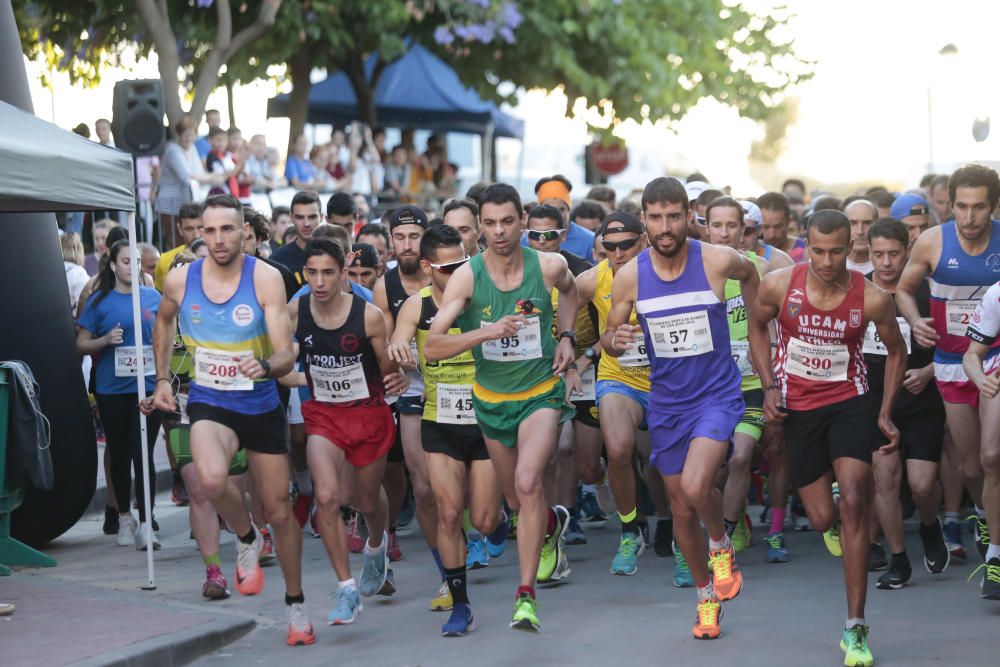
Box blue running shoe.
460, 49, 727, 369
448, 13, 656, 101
486, 506, 509, 558
673, 541, 694, 587
442, 603, 475, 637
327, 586, 362, 625
466, 536, 490, 570
578, 488, 607, 524
610, 531, 645, 575
765, 532, 790, 563
565, 516, 587, 545
943, 520, 967, 560
359, 532, 389, 597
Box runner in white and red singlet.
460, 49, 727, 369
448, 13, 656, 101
749, 209, 906, 667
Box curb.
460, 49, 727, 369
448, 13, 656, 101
66, 614, 256, 667
86, 468, 175, 517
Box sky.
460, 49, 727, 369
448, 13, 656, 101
21, 0, 1000, 196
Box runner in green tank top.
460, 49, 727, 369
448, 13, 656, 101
424, 184, 579, 633
706, 197, 791, 564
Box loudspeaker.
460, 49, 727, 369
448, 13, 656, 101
112, 79, 166, 156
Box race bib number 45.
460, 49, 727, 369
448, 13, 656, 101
786, 337, 849, 381
647, 311, 714, 358
437, 383, 477, 424
946, 300, 978, 337
310, 363, 370, 404
114, 345, 155, 378
194, 348, 254, 391
480, 317, 543, 362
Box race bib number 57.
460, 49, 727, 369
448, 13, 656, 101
647, 311, 714, 358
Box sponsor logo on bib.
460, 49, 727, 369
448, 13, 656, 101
341, 333, 360, 354
232, 304, 254, 326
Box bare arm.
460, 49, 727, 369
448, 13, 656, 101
387, 293, 422, 365
964, 340, 999, 398
76, 318, 121, 355
366, 303, 400, 378
600, 259, 640, 357
151, 268, 185, 411
247, 262, 296, 379
867, 283, 905, 452
278, 297, 306, 388
575, 266, 598, 310
896, 228, 939, 347
749, 269, 788, 421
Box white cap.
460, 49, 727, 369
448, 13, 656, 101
741, 200, 762, 225
685, 180, 713, 202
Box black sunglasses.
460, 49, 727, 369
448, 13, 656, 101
525, 229, 566, 242
601, 236, 641, 252
429, 257, 469, 274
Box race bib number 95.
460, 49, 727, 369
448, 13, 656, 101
480, 317, 543, 362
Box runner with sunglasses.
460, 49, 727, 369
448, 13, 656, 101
387, 224, 503, 636
575, 212, 655, 577
424, 183, 579, 633
525, 205, 603, 549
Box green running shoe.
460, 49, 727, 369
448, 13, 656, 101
673, 541, 694, 588
536, 506, 569, 583
840, 624, 873, 667
510, 593, 540, 632
732, 513, 751, 553
610, 531, 645, 575
824, 520, 843, 558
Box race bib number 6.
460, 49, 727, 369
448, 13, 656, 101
647, 310, 714, 358
480, 317, 543, 362
946, 300, 978, 337
194, 348, 254, 391
786, 337, 849, 381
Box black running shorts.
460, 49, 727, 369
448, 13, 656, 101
421, 419, 489, 463
187, 402, 290, 455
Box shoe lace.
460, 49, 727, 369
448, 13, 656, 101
675, 549, 689, 569
619, 534, 639, 556
697, 599, 720, 626
765, 533, 784, 549
288, 603, 310, 631
968, 561, 1000, 584
847, 625, 869, 650
966, 514, 990, 546
710, 549, 733, 580
516, 593, 536, 616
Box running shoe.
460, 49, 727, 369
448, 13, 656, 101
867, 542, 887, 572
692, 597, 722, 640
709, 544, 743, 601
486, 507, 509, 558
578, 488, 607, 524
103, 505, 119, 536
346, 513, 365, 553
286, 602, 316, 646
673, 542, 694, 588
594, 469, 617, 515
539, 545, 572, 585
309, 501, 320, 538
430, 581, 453, 611
0, 602, 14, 616
792, 498, 812, 532
968, 514, 990, 561
943, 520, 967, 560
919, 519, 950, 574
765, 532, 790, 563
653, 518, 673, 557
171, 473, 189, 506
135, 522, 161, 551
508, 511, 518, 540
202, 565, 231, 600
116, 513, 136, 547
378, 567, 397, 596
732, 512, 752, 553
510, 593, 540, 632
442, 603, 475, 637
969, 557, 1000, 600
840, 624, 874, 667
360, 533, 389, 597
610, 531, 645, 575
466, 536, 490, 570
876, 554, 912, 590
328, 586, 363, 625
564, 516, 587, 545
823, 520, 843, 558
259, 527, 276, 566
639, 521, 651, 548
536, 506, 569, 583
292, 492, 312, 528
235, 525, 265, 596
387, 530, 403, 562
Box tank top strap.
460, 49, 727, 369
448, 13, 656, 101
521, 246, 543, 286
185, 258, 204, 297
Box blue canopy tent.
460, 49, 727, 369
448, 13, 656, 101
266, 44, 523, 179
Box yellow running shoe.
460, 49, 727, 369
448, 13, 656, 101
430, 581, 453, 611
840, 624, 874, 667
824, 520, 843, 558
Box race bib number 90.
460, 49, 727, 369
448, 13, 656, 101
480, 317, 543, 362
437, 383, 477, 425
114, 345, 155, 378
194, 348, 254, 391
786, 337, 849, 381
862, 318, 912, 356
310, 363, 370, 404
647, 311, 714, 358
946, 300, 978, 337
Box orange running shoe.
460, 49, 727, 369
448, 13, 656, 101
235, 525, 265, 596
709, 544, 743, 601
692, 597, 722, 639
286, 602, 316, 646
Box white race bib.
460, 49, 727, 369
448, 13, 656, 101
647, 311, 715, 358
194, 348, 254, 391
573, 365, 597, 401
946, 299, 978, 336
480, 317, 543, 362
786, 337, 849, 381
114, 345, 154, 378
862, 318, 912, 356
177, 392, 190, 425
731, 341, 754, 376
436, 383, 477, 425
618, 338, 650, 368
310, 362, 370, 404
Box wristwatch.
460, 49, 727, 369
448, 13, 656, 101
559, 331, 577, 346
258, 358, 272, 378
584, 347, 598, 361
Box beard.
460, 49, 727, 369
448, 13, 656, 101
651, 232, 686, 258
398, 255, 421, 275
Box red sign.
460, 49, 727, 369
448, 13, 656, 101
590, 142, 628, 176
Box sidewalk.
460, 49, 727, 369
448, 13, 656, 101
86, 435, 173, 516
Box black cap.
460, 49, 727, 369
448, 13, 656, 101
599, 211, 644, 236
386, 204, 429, 230
350, 242, 379, 268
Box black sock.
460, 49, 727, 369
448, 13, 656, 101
621, 516, 639, 535
285, 592, 304, 606
445, 566, 469, 605
724, 519, 737, 537
239, 526, 256, 545
891, 551, 909, 565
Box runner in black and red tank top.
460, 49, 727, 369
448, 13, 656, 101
749, 210, 907, 667
286, 238, 408, 627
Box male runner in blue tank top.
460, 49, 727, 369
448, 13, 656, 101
603, 177, 764, 640
152, 195, 314, 646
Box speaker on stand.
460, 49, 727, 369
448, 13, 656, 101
112, 80, 166, 246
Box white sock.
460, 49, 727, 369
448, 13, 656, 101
294, 470, 313, 497
986, 544, 1000, 562
846, 617, 865, 629
364, 531, 386, 554
708, 533, 730, 551
338, 578, 356, 591
696, 579, 715, 601
944, 511, 960, 525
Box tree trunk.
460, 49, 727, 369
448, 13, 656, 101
343, 59, 377, 128
286, 52, 313, 156
226, 79, 236, 127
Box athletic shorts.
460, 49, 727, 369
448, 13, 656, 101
595, 380, 648, 430
473, 377, 574, 448
783, 393, 880, 488
648, 394, 742, 476
573, 400, 600, 429
396, 394, 425, 416
302, 400, 396, 468
386, 404, 405, 463
168, 424, 247, 474
877, 408, 945, 463
935, 378, 979, 408
421, 419, 489, 462
735, 389, 765, 441
187, 402, 290, 455
287, 386, 304, 425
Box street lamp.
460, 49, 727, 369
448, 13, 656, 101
927, 43, 959, 172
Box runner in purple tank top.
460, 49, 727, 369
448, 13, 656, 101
602, 177, 764, 640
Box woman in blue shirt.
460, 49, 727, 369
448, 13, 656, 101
77, 240, 163, 550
